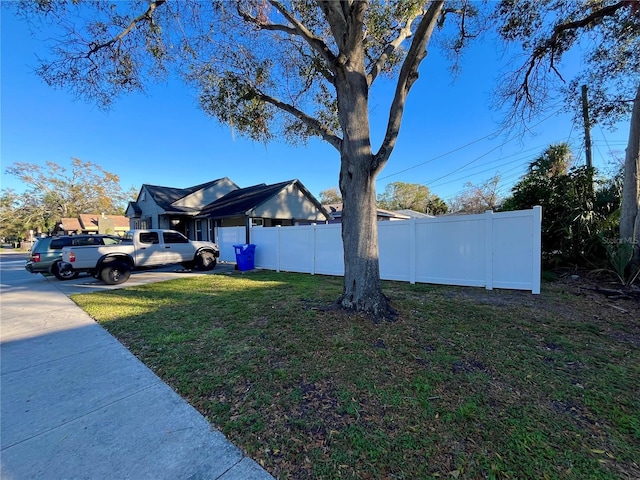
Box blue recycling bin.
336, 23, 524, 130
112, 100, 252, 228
233, 244, 256, 271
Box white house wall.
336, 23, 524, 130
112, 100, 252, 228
251, 183, 327, 221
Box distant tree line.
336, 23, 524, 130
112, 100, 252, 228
0, 158, 136, 242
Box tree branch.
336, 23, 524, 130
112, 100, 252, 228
374, 0, 445, 172
252, 88, 342, 151
367, 10, 423, 86
265, 0, 338, 75
520, 1, 627, 105
236, 5, 298, 36
86, 0, 166, 57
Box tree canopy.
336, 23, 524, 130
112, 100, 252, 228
319, 187, 342, 205
495, 0, 638, 126
448, 175, 502, 214
495, 0, 639, 265
1, 158, 135, 239
377, 181, 447, 214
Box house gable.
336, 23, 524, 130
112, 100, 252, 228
172, 177, 239, 210
250, 181, 330, 222
198, 180, 329, 223
198, 182, 284, 218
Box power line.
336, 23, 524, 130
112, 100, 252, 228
377, 129, 500, 181
427, 156, 531, 190
419, 108, 566, 188
378, 101, 567, 185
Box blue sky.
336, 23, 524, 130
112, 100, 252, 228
1, 8, 629, 205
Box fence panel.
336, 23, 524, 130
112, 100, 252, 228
378, 220, 413, 281
250, 227, 278, 270
278, 225, 316, 274
216, 226, 246, 262
314, 224, 345, 276
491, 208, 542, 293
414, 214, 487, 287
239, 207, 541, 293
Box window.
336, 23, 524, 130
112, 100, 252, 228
207, 220, 215, 243
163, 231, 189, 244
139, 232, 160, 244
50, 238, 73, 250
103, 237, 122, 246
195, 220, 203, 241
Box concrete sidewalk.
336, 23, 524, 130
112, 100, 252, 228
0, 272, 274, 479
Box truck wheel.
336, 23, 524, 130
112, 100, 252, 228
100, 261, 131, 285
196, 251, 217, 271
52, 262, 79, 281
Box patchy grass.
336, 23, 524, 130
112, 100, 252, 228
72, 271, 640, 479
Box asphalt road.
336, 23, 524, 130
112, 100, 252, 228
0, 251, 236, 296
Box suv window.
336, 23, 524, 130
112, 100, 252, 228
163, 232, 189, 244
48, 235, 123, 249
49, 237, 74, 250
139, 232, 160, 244
32, 238, 51, 253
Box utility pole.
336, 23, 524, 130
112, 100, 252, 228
581, 85, 593, 170
581, 84, 594, 195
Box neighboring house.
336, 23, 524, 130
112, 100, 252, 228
58, 214, 130, 236
393, 209, 435, 219
324, 203, 411, 224
126, 177, 330, 243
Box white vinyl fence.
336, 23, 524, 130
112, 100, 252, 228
217, 206, 542, 293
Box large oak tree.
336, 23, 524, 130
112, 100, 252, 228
13, 1, 478, 317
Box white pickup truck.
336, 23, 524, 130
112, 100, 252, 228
59, 229, 220, 285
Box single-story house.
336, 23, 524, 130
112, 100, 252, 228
324, 203, 411, 224
126, 177, 331, 243
393, 209, 435, 219
58, 214, 130, 236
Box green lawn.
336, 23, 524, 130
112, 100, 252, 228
72, 271, 640, 479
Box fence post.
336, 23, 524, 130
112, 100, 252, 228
484, 210, 494, 291
409, 217, 416, 284
311, 224, 316, 275
276, 225, 281, 273
532, 206, 542, 294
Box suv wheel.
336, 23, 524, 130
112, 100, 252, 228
52, 262, 79, 281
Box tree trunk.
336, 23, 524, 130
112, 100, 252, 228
620, 83, 640, 267
335, 45, 394, 319
339, 151, 392, 318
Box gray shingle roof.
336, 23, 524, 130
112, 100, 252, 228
143, 178, 229, 213
199, 181, 294, 218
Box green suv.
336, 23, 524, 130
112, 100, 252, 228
25, 234, 123, 280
